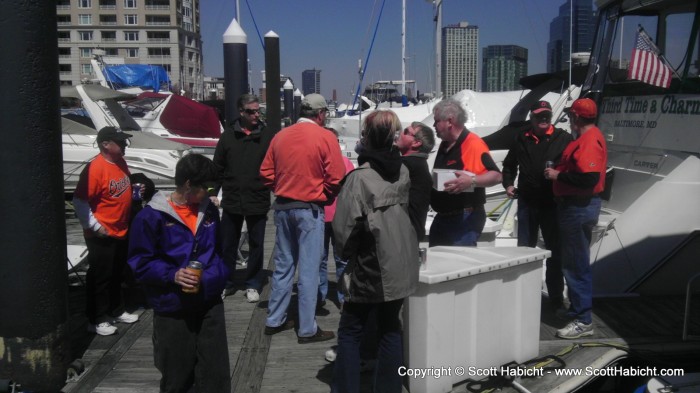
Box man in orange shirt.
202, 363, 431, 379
260, 94, 345, 344
545, 98, 607, 339
74, 126, 140, 336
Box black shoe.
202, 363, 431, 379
298, 327, 335, 344
264, 319, 295, 335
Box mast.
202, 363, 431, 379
402, 0, 407, 105
569, 0, 573, 87
435, 0, 442, 98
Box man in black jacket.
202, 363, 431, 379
501, 100, 572, 310
213, 94, 275, 302
396, 121, 435, 241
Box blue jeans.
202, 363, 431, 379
266, 208, 325, 337
319, 222, 348, 304
332, 299, 405, 393
221, 212, 267, 291
517, 198, 564, 307
557, 197, 601, 324
428, 206, 486, 247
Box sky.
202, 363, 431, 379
200, 0, 571, 102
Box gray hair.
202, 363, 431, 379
237, 94, 259, 110
433, 98, 467, 125
299, 106, 324, 119
411, 121, 436, 153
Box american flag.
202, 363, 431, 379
627, 28, 672, 88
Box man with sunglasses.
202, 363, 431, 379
213, 94, 274, 303
502, 100, 573, 313
396, 122, 436, 241
74, 126, 140, 336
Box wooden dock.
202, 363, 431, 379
61, 210, 700, 393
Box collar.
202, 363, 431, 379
296, 117, 317, 125
525, 125, 554, 143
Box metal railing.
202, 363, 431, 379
683, 272, 700, 341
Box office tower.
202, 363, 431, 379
482, 45, 528, 92
441, 21, 479, 97
301, 69, 321, 95
547, 0, 595, 73
56, 0, 204, 99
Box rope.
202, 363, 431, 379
350, 0, 387, 112
244, 0, 265, 50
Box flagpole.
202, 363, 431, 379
569, 0, 573, 87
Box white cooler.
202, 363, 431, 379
404, 246, 550, 393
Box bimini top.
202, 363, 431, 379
136, 92, 222, 139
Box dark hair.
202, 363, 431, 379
362, 110, 400, 150
324, 127, 339, 137
237, 94, 259, 110
174, 154, 217, 188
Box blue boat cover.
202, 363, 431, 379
103, 64, 171, 92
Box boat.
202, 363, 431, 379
89, 52, 223, 156
61, 85, 191, 193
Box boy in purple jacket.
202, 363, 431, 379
128, 154, 231, 392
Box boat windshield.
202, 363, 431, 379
584, 0, 700, 97
123, 95, 167, 118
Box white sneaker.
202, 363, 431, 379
556, 320, 594, 339
88, 322, 118, 336
114, 311, 139, 324
245, 289, 260, 303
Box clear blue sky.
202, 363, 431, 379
200, 0, 574, 101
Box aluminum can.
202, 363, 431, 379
132, 183, 143, 201
419, 248, 427, 271
545, 161, 554, 169
182, 260, 203, 293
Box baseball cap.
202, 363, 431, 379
567, 98, 597, 119
301, 93, 328, 110
530, 100, 552, 114
97, 126, 132, 143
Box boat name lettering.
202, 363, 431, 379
660, 95, 700, 115
633, 160, 658, 170
602, 95, 700, 116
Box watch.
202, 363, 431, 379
471, 174, 477, 188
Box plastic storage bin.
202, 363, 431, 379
404, 246, 550, 393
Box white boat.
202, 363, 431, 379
61, 85, 191, 193
89, 53, 223, 156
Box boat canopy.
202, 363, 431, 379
102, 64, 171, 92
60, 84, 135, 101
138, 92, 222, 139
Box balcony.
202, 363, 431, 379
99, 5, 116, 10
147, 38, 170, 43
56, 5, 70, 10
148, 55, 172, 59
145, 5, 170, 10
146, 21, 171, 26
102, 38, 117, 42
100, 21, 117, 26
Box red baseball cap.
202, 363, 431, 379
568, 98, 597, 119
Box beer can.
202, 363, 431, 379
132, 183, 143, 201
419, 248, 427, 271
545, 161, 554, 169
182, 260, 203, 294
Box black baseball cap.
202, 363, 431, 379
97, 126, 132, 143
530, 100, 552, 114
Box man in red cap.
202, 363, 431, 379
502, 100, 572, 311
544, 98, 607, 339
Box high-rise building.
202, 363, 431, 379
56, 0, 204, 99
441, 21, 479, 97
301, 69, 321, 95
482, 45, 528, 92
547, 0, 595, 73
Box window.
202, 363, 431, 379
102, 31, 116, 41
58, 48, 71, 57
78, 0, 91, 8
57, 31, 71, 42
124, 31, 139, 41
104, 48, 118, 56
146, 15, 170, 25
148, 47, 171, 57
99, 15, 116, 25
124, 0, 137, 8
81, 64, 93, 75
59, 64, 72, 73
57, 15, 71, 25
146, 31, 169, 42
80, 48, 92, 58
79, 14, 92, 25
126, 48, 139, 58
79, 31, 93, 41
125, 14, 138, 25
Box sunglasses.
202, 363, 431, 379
243, 108, 260, 115
533, 113, 552, 121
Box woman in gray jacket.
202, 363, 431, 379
331, 110, 419, 393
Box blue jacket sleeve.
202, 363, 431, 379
197, 205, 230, 300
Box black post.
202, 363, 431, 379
264, 31, 281, 133
0, 2, 69, 391
223, 18, 248, 125
283, 79, 294, 120
293, 88, 302, 123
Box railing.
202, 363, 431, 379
100, 21, 117, 26
146, 22, 171, 26
683, 272, 700, 341
56, 5, 71, 10
102, 38, 116, 42
59, 71, 72, 76
57, 21, 71, 26
99, 5, 116, 10
148, 55, 171, 58
58, 37, 71, 42
145, 5, 170, 10
147, 38, 170, 43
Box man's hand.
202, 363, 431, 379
506, 185, 517, 199
209, 196, 220, 207
96, 226, 109, 238
443, 171, 473, 194
544, 168, 560, 181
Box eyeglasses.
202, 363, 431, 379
533, 113, 552, 121
243, 108, 260, 115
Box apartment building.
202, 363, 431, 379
56, 0, 204, 99
441, 21, 479, 97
